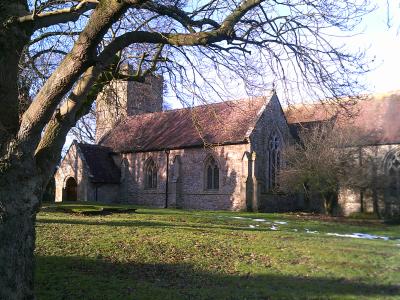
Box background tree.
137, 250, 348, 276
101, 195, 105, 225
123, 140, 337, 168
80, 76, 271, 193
0, 0, 372, 298
279, 121, 385, 216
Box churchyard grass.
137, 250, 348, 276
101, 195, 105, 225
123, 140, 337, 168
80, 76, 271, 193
35, 203, 400, 300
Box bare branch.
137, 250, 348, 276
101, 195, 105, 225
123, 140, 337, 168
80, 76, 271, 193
17, 1, 127, 153
15, 1, 98, 31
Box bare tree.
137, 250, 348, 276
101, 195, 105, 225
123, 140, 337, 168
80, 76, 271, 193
0, 0, 373, 298
280, 121, 385, 216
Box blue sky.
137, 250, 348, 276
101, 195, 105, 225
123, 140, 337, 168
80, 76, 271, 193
162, 2, 400, 109
349, 2, 400, 93
66, 2, 400, 147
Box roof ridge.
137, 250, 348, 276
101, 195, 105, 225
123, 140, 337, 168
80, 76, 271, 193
124, 96, 270, 120
101, 94, 273, 153
286, 90, 400, 111
77, 142, 114, 151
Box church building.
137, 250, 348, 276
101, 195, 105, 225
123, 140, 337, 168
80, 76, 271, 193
54, 75, 400, 217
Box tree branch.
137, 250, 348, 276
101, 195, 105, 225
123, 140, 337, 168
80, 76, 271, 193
35, 64, 106, 181
17, 0, 128, 154
28, 31, 81, 46
15, 1, 98, 31
142, 2, 221, 32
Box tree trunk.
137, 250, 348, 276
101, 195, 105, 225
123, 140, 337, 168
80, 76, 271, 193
371, 163, 382, 219
0, 150, 42, 299
0, 2, 38, 297
372, 187, 381, 219
0, 202, 37, 299
323, 191, 338, 216
0, 1, 30, 148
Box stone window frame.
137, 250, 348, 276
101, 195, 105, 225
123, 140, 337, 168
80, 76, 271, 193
120, 158, 129, 183
171, 155, 182, 181
204, 155, 220, 191
384, 149, 400, 198
144, 157, 158, 189
268, 131, 282, 190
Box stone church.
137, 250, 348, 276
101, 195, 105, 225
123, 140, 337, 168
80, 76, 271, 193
54, 75, 400, 216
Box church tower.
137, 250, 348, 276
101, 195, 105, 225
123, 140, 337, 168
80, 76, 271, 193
95, 66, 164, 143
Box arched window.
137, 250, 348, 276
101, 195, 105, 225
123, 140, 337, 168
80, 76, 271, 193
386, 150, 400, 197
205, 156, 219, 190
120, 158, 129, 182
145, 159, 157, 189
268, 133, 281, 190
172, 155, 181, 181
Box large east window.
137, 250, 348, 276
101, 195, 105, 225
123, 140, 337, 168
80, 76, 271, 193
268, 133, 281, 190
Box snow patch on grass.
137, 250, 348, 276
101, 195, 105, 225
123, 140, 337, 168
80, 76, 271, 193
326, 233, 390, 240
274, 221, 288, 225
226, 216, 288, 225
232, 216, 251, 220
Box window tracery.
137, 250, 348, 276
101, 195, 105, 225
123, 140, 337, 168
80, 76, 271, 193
268, 133, 281, 190
145, 158, 157, 189
205, 156, 219, 190
386, 150, 400, 197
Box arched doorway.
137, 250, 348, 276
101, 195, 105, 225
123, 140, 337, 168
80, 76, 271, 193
65, 177, 77, 202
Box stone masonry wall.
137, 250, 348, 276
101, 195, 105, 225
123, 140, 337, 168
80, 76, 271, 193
120, 144, 251, 210
55, 143, 93, 202
55, 142, 120, 203
95, 80, 128, 143
117, 94, 298, 212
338, 144, 400, 217
94, 184, 120, 203
96, 74, 163, 143
249, 93, 298, 211
126, 75, 163, 115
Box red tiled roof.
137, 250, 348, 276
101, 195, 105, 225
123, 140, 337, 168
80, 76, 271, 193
285, 104, 337, 124
285, 91, 400, 145
78, 143, 120, 183
100, 96, 270, 152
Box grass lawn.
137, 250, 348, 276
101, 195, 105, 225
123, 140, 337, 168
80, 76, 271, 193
35, 203, 400, 300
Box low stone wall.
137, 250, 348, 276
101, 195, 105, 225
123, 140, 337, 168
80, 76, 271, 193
94, 184, 120, 203
260, 193, 303, 213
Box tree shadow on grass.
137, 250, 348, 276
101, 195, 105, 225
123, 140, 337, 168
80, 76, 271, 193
36, 255, 400, 300
36, 217, 400, 239
37, 218, 182, 229
36, 217, 287, 234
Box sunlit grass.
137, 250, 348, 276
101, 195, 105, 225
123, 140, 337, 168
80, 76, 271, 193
35, 202, 400, 299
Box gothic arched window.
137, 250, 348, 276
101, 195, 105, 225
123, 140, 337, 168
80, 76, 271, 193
120, 158, 129, 182
268, 133, 281, 190
386, 151, 400, 197
172, 155, 181, 181
145, 158, 157, 189
205, 157, 219, 190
